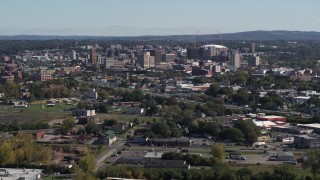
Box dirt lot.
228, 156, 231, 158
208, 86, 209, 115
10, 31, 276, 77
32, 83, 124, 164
0, 114, 35, 123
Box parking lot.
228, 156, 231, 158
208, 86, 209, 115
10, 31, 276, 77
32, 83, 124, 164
225, 154, 284, 165
102, 140, 297, 167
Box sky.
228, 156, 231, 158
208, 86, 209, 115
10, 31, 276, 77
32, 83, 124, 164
0, 0, 320, 36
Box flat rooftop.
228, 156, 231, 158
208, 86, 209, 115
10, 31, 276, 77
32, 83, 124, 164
0, 168, 42, 180
259, 115, 286, 118
298, 123, 320, 129
144, 152, 163, 158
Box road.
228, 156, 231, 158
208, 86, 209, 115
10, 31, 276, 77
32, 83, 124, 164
94, 138, 125, 172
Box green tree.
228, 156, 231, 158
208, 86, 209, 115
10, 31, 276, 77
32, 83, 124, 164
272, 164, 296, 180
74, 146, 97, 180
33, 143, 52, 163
259, 92, 284, 110
1, 133, 52, 165
78, 154, 95, 173
104, 119, 117, 126
122, 89, 143, 102
0, 141, 15, 165
232, 90, 250, 105
170, 129, 181, 138
141, 78, 150, 86
197, 121, 220, 137
97, 103, 110, 113
97, 165, 133, 179
303, 149, 320, 178
207, 82, 221, 97
308, 95, 320, 108
151, 122, 171, 138
74, 169, 97, 180
219, 127, 244, 142
251, 171, 273, 180
232, 71, 249, 85
179, 110, 195, 127
213, 163, 235, 180
162, 152, 183, 160
218, 87, 234, 97
61, 116, 76, 134
167, 96, 179, 106
234, 120, 260, 144
146, 104, 158, 116
211, 144, 225, 163
160, 105, 182, 122
99, 89, 110, 99
236, 168, 253, 180
85, 122, 101, 134
77, 102, 91, 109
4, 81, 20, 98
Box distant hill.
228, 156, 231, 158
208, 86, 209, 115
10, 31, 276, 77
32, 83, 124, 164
1, 30, 320, 41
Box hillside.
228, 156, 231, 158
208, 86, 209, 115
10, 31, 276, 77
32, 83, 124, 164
1, 30, 320, 41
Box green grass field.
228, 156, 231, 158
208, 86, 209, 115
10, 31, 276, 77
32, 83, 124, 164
0, 103, 161, 124
0, 104, 75, 123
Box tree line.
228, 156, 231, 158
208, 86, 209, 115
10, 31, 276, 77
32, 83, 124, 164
96, 163, 306, 180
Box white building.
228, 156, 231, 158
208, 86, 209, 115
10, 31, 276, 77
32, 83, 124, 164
212, 65, 221, 73
230, 51, 241, 68
292, 96, 310, 104
70, 50, 77, 60
253, 120, 277, 129
200, 44, 228, 57
178, 48, 187, 57
272, 68, 294, 76
300, 91, 320, 96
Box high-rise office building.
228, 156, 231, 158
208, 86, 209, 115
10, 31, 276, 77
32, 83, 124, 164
137, 52, 155, 69
187, 44, 227, 60
149, 49, 162, 63
70, 50, 77, 60
90, 48, 97, 65
149, 56, 155, 68
187, 47, 200, 59
252, 43, 256, 53
230, 51, 241, 68
164, 54, 176, 63
248, 55, 260, 67
97, 56, 103, 65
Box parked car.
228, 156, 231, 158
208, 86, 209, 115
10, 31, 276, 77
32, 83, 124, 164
181, 149, 189, 153
240, 156, 247, 160
269, 156, 278, 161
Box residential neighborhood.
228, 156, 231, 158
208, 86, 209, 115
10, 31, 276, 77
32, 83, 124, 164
0, 37, 320, 179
